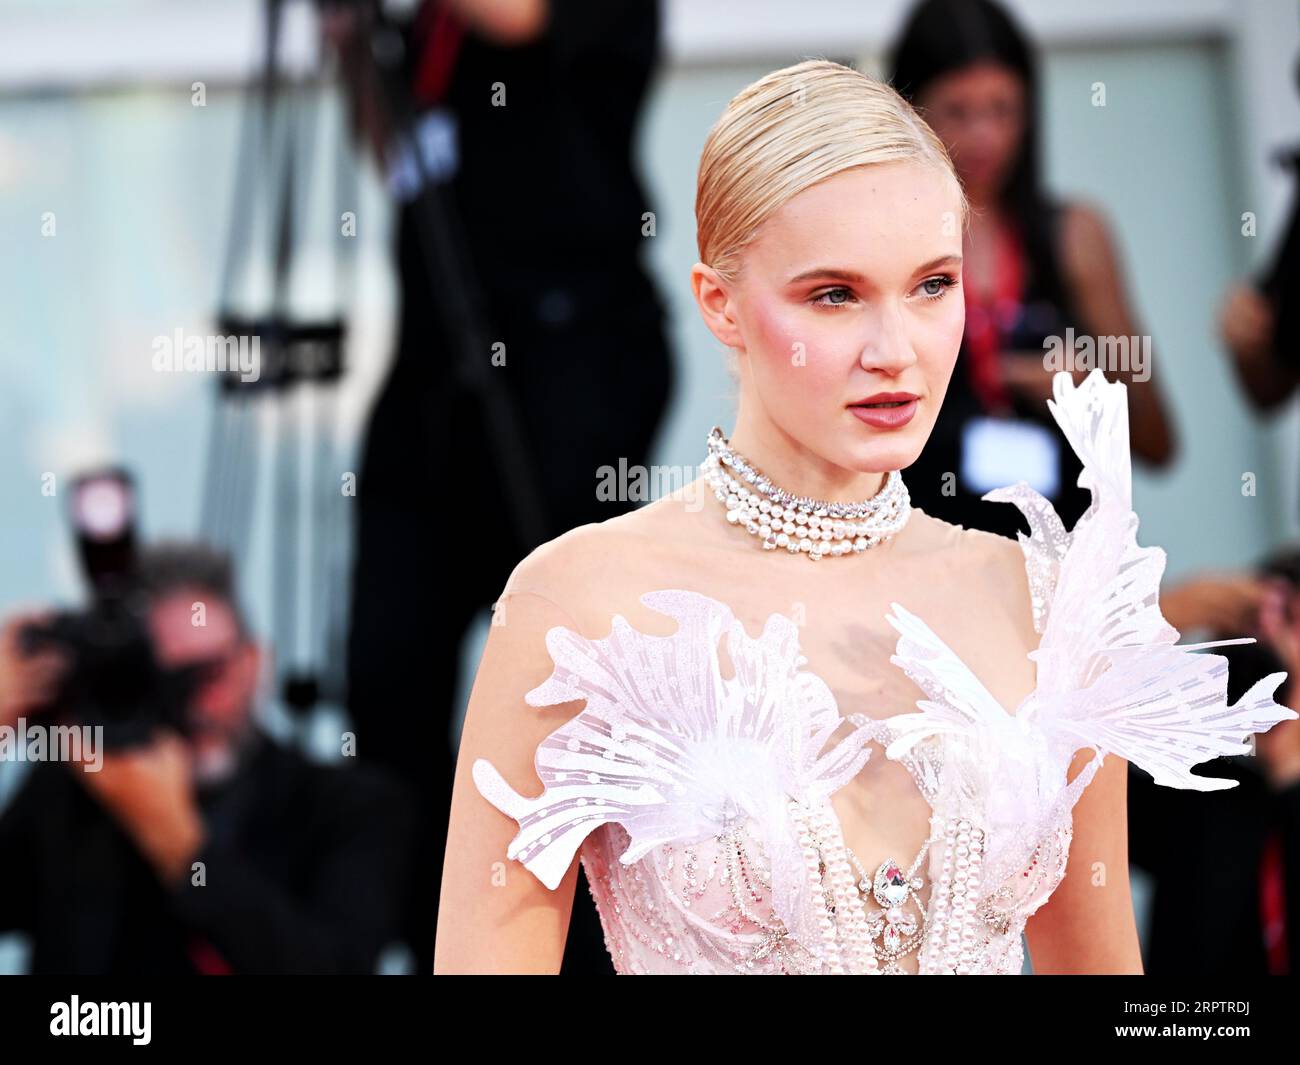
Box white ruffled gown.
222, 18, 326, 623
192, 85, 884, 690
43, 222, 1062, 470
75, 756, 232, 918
470, 370, 1296, 974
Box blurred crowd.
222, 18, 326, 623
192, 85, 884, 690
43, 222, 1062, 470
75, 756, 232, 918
1, 0, 1297, 975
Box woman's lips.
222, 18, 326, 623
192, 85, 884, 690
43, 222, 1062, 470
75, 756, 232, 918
849, 398, 917, 429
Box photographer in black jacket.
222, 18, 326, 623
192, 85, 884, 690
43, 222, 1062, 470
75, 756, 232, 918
1129, 550, 1300, 974
0, 542, 416, 974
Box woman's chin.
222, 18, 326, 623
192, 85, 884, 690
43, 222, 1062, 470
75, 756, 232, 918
841, 433, 924, 476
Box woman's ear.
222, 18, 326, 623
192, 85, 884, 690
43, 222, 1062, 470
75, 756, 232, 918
691, 262, 745, 352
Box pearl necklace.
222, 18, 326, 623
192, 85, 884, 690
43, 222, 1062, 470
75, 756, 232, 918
702, 426, 911, 559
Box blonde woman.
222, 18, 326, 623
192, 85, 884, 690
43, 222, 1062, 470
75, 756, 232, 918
434, 59, 1294, 975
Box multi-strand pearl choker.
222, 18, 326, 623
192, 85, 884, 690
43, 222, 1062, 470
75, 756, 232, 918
701, 426, 911, 560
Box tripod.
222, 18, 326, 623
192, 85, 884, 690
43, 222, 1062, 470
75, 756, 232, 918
203, 0, 361, 737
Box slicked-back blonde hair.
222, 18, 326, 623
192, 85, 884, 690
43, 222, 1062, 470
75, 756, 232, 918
696, 57, 967, 287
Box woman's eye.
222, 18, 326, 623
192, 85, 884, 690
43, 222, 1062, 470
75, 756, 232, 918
813, 286, 854, 308
813, 277, 957, 308
917, 275, 958, 300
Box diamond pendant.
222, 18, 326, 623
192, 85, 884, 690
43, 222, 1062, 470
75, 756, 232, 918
862, 856, 927, 972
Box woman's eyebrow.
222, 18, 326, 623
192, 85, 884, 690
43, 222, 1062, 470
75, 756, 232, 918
786, 254, 962, 285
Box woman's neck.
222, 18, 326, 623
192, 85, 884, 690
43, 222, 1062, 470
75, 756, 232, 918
725, 408, 888, 505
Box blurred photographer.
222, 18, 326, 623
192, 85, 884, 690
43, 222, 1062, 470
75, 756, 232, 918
0, 541, 416, 974
1128, 549, 1300, 974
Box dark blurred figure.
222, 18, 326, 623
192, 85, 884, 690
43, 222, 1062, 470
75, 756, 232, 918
0, 543, 414, 973
1219, 49, 1300, 504
1221, 183, 1300, 413
327, 0, 671, 974
888, 0, 1175, 538
1129, 548, 1300, 974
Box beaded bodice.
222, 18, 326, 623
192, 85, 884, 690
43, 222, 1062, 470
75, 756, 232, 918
470, 371, 1296, 974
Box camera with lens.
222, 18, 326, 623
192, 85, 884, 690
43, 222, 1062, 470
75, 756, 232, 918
18, 469, 211, 750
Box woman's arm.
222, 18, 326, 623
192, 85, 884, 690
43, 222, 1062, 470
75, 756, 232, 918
1059, 201, 1177, 468
434, 586, 586, 974
441, 0, 550, 44
1023, 746, 1144, 974
1219, 282, 1300, 411
985, 532, 1144, 973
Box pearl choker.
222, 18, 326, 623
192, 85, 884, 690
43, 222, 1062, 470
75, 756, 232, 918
701, 426, 911, 559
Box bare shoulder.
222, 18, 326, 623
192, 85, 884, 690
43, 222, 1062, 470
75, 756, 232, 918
502, 522, 629, 602
906, 507, 1023, 574
1060, 198, 1110, 238
958, 522, 1025, 574
956, 523, 1039, 648
500, 493, 690, 622
1058, 198, 1120, 281
896, 505, 964, 555
886, 506, 1039, 653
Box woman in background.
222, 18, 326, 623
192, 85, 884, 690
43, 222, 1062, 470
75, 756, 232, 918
890, 0, 1175, 539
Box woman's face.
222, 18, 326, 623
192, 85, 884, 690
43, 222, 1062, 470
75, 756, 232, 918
917, 61, 1026, 199
697, 159, 965, 480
